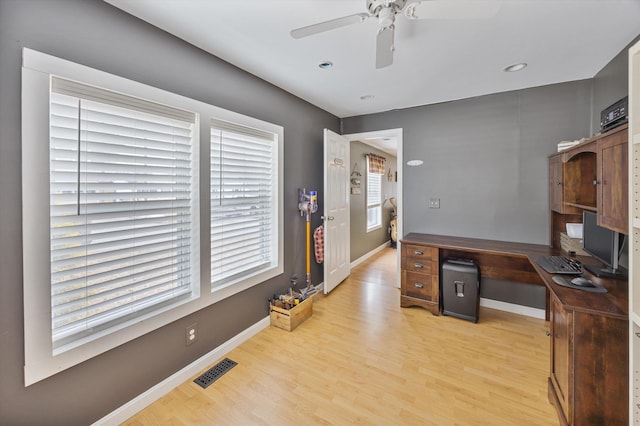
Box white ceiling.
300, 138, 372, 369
105, 0, 640, 119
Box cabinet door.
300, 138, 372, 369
549, 155, 564, 213
598, 130, 628, 233
550, 294, 572, 422
563, 147, 597, 211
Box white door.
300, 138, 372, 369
323, 129, 350, 294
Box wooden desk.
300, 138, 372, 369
400, 233, 628, 426
400, 233, 627, 317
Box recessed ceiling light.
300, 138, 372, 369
360, 95, 375, 101
318, 61, 333, 69
504, 63, 527, 72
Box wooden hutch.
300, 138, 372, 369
547, 123, 628, 425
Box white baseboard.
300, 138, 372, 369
351, 241, 391, 268
93, 316, 271, 426
480, 297, 546, 320
314, 241, 391, 294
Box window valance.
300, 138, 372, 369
367, 153, 386, 174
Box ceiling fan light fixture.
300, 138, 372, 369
504, 62, 527, 72
318, 61, 333, 69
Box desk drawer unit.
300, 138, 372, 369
401, 244, 439, 315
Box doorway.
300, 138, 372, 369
343, 128, 403, 288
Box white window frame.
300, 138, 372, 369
21, 48, 283, 386
210, 120, 280, 293
366, 160, 382, 232
48, 78, 199, 353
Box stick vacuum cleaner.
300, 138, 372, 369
298, 188, 318, 297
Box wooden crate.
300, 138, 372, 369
269, 296, 313, 331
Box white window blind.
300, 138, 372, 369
367, 160, 382, 231
210, 119, 276, 287
49, 77, 197, 350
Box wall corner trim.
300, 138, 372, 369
92, 316, 271, 425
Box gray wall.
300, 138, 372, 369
0, 0, 338, 424
591, 35, 640, 134
343, 81, 594, 310
349, 141, 398, 261
342, 40, 636, 309
343, 81, 592, 246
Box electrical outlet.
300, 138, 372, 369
185, 323, 198, 346
429, 198, 440, 209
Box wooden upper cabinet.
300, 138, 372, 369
548, 143, 597, 215
563, 142, 597, 212
549, 154, 564, 213
549, 124, 628, 236
597, 125, 628, 234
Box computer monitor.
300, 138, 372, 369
582, 211, 627, 279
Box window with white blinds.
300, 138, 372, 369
49, 77, 197, 350
366, 160, 382, 231
210, 120, 277, 288
23, 48, 282, 385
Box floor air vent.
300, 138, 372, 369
194, 358, 237, 389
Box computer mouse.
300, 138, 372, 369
571, 277, 594, 287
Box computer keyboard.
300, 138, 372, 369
536, 256, 582, 275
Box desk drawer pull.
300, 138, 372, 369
414, 283, 424, 289
414, 263, 424, 269
414, 249, 424, 255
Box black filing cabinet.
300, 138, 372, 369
441, 259, 480, 323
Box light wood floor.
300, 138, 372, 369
124, 248, 558, 425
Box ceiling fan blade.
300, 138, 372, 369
290, 13, 369, 39
405, 1, 500, 20
376, 25, 394, 69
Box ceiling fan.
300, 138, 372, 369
290, 0, 500, 69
